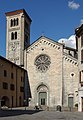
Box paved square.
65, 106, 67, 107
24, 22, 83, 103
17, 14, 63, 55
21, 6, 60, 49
0, 110, 83, 120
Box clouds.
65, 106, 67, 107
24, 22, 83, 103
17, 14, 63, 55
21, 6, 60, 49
58, 35, 76, 49
80, 19, 83, 25
68, 1, 80, 10
68, 1, 83, 26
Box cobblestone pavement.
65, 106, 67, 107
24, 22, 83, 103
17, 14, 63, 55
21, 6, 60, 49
0, 110, 83, 120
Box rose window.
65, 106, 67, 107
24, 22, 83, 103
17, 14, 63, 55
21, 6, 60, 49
34, 54, 51, 72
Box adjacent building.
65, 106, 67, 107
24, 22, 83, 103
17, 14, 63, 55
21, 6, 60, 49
0, 56, 26, 108
75, 25, 83, 112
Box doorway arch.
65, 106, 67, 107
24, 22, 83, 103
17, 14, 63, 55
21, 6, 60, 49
36, 83, 49, 106
1, 96, 9, 107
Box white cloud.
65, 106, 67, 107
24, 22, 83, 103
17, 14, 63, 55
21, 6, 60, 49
68, 1, 80, 10
80, 19, 83, 25
58, 38, 67, 44
58, 35, 76, 49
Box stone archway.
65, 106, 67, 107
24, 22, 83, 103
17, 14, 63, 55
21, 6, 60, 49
1, 96, 9, 107
36, 84, 49, 107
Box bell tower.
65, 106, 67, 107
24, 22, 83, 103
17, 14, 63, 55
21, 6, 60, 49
5, 9, 32, 66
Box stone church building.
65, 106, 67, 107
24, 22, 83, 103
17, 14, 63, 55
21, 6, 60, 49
5, 9, 79, 110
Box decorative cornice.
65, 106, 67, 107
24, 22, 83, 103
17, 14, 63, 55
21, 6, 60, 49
9, 27, 20, 31
26, 36, 62, 53
63, 53, 78, 66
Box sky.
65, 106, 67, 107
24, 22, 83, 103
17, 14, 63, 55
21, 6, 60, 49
0, 0, 83, 57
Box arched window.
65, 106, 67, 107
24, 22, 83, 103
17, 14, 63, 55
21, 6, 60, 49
11, 32, 17, 40
11, 32, 14, 40
10, 19, 13, 27
10, 18, 19, 27
16, 18, 19, 26
34, 54, 51, 72
15, 32, 17, 39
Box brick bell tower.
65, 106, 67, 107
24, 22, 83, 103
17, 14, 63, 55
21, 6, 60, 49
5, 9, 32, 66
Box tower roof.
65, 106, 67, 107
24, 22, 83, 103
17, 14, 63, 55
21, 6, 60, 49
5, 9, 32, 22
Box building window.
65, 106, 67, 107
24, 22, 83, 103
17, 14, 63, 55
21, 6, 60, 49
15, 32, 17, 39
20, 86, 24, 92
79, 71, 83, 83
81, 50, 83, 63
11, 73, 14, 79
79, 71, 81, 83
10, 84, 15, 91
11, 32, 14, 40
81, 35, 83, 47
4, 70, 7, 77
10, 19, 14, 27
34, 54, 51, 73
11, 32, 17, 40
3, 82, 8, 89
10, 18, 19, 27
15, 18, 19, 26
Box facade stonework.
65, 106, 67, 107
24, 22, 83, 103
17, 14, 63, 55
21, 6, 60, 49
24, 36, 78, 109
63, 54, 78, 107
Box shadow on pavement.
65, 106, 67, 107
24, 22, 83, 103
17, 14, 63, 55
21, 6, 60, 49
0, 109, 43, 117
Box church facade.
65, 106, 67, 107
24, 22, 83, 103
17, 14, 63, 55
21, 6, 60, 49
5, 9, 79, 110
24, 36, 78, 110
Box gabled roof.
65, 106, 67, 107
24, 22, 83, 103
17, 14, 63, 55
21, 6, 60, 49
26, 36, 64, 51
